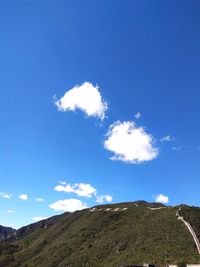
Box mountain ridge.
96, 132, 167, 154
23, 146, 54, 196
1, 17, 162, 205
0, 201, 200, 267
0, 200, 166, 239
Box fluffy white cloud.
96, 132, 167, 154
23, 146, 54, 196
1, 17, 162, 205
49, 198, 87, 212
96, 194, 113, 203
19, 194, 28, 201
154, 194, 169, 204
55, 82, 108, 120
104, 121, 158, 164
54, 182, 97, 198
35, 197, 44, 202
32, 216, 47, 222
134, 112, 141, 119
0, 192, 11, 199
160, 135, 173, 142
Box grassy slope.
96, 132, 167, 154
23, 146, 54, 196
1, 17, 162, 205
0, 203, 200, 267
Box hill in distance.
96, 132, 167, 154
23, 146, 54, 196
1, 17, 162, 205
0, 201, 200, 267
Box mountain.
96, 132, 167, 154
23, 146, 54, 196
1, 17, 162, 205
0, 226, 16, 242
0, 201, 200, 267
0, 214, 69, 242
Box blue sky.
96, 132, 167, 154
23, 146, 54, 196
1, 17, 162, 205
0, 0, 200, 228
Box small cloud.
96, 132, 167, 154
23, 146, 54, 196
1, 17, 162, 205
104, 121, 158, 164
55, 82, 108, 120
160, 135, 173, 142
49, 198, 87, 212
54, 182, 96, 198
134, 112, 141, 119
154, 194, 169, 204
35, 197, 44, 202
59, 181, 67, 185
0, 192, 11, 199
96, 195, 113, 203
32, 216, 47, 222
19, 194, 28, 201
6, 209, 15, 214
172, 146, 182, 151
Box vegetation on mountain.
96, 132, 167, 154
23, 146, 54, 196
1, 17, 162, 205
0, 201, 200, 267
180, 205, 200, 241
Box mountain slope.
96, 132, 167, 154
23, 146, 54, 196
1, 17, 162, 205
180, 205, 200, 243
0, 226, 16, 242
0, 201, 200, 267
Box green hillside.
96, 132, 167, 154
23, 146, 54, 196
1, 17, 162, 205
0, 201, 200, 267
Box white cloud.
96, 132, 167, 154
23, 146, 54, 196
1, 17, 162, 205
96, 194, 113, 203
32, 216, 47, 222
35, 197, 44, 202
6, 209, 15, 214
19, 194, 28, 201
154, 194, 169, 204
54, 182, 97, 198
55, 82, 108, 120
49, 198, 87, 212
104, 121, 158, 164
0, 192, 11, 199
134, 112, 141, 119
160, 135, 173, 142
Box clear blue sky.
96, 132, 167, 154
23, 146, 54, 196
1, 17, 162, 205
0, 0, 200, 228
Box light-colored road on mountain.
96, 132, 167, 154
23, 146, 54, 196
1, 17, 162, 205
176, 207, 200, 255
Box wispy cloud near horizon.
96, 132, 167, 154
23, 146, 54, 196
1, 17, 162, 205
96, 194, 112, 203
154, 194, 169, 204
49, 198, 87, 212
